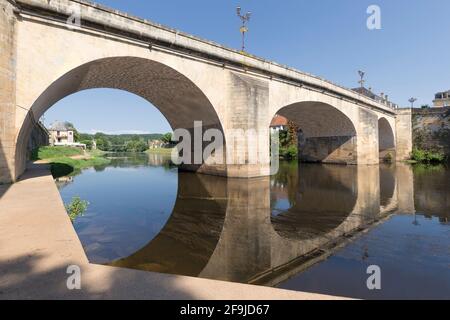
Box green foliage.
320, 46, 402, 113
420, 104, 430, 109
65, 196, 88, 222
412, 163, 445, 176
280, 145, 298, 160
86, 132, 163, 152
278, 130, 289, 147
383, 152, 393, 163
80, 139, 93, 149
66, 122, 80, 142
411, 148, 446, 164
31, 146, 83, 160
147, 147, 174, 154
33, 146, 111, 178
161, 132, 172, 144
125, 139, 148, 152
276, 128, 299, 160
49, 156, 111, 178
95, 137, 110, 151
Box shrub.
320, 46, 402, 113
65, 196, 89, 222
383, 152, 393, 163
280, 145, 298, 160
411, 148, 446, 164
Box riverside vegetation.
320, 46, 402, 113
31, 146, 110, 178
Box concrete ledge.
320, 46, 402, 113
0, 165, 348, 299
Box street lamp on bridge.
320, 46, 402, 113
408, 97, 417, 108
236, 6, 251, 52
358, 70, 365, 88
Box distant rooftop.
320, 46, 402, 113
48, 121, 73, 131
270, 115, 288, 127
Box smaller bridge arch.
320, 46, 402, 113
272, 101, 358, 164
378, 117, 396, 161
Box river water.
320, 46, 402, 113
56, 152, 450, 299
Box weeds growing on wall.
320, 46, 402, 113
65, 196, 89, 222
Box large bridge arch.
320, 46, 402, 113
14, 56, 227, 178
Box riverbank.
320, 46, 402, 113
146, 147, 174, 155
32, 146, 110, 177
0, 164, 345, 300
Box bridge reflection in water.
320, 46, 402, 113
106, 160, 412, 287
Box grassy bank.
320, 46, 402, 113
31, 146, 84, 160
32, 146, 110, 178
146, 147, 174, 155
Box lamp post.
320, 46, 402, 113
236, 6, 251, 52
358, 70, 365, 88
408, 97, 417, 108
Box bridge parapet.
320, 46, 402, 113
14, 0, 396, 115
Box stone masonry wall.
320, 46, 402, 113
412, 107, 450, 155
0, 0, 17, 183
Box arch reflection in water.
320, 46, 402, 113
108, 172, 228, 277
96, 158, 395, 286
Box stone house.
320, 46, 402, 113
433, 90, 450, 108
48, 121, 86, 149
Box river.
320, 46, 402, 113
55, 152, 450, 299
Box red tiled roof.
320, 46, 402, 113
270, 115, 288, 127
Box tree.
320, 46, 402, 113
80, 139, 93, 149
95, 137, 110, 151
125, 139, 148, 152
287, 120, 299, 147
66, 122, 80, 142
161, 132, 172, 144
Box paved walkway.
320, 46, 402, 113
0, 165, 346, 300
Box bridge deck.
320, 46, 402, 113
0, 164, 347, 299
15, 0, 396, 115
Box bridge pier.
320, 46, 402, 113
221, 73, 272, 178
0, 0, 17, 184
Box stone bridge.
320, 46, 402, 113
0, 0, 412, 183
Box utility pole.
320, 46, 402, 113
408, 97, 417, 108
236, 6, 251, 52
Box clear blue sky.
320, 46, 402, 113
44, 0, 450, 134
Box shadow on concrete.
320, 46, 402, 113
0, 253, 199, 299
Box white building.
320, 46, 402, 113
48, 121, 86, 149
